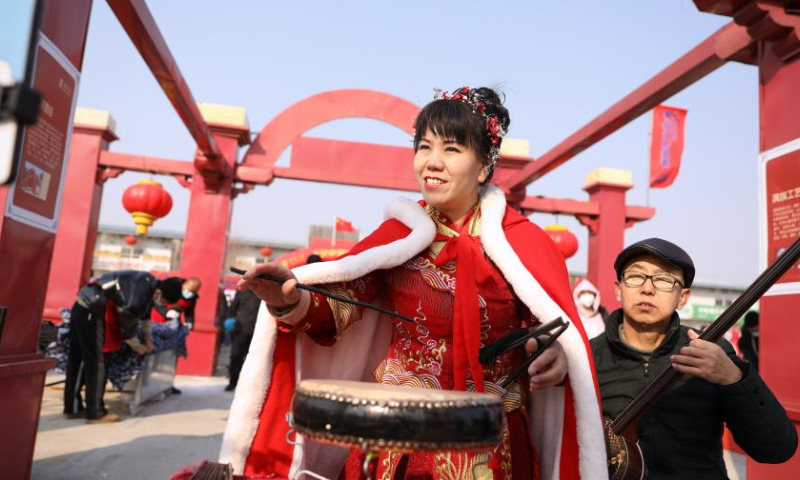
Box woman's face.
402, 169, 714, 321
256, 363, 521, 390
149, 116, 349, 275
413, 130, 487, 223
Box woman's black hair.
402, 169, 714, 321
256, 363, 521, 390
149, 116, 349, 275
413, 87, 510, 186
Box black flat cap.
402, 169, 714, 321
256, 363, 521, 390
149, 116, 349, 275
614, 238, 695, 287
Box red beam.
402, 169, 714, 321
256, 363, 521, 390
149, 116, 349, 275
99, 151, 194, 176
105, 0, 222, 166
500, 21, 754, 191
291, 136, 417, 180
520, 196, 655, 222
271, 166, 419, 192
521, 197, 599, 216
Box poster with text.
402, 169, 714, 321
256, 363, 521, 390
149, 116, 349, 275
761, 140, 800, 295
5, 34, 79, 232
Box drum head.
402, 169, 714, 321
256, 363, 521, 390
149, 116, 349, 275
291, 379, 504, 453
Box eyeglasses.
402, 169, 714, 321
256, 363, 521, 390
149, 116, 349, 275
621, 271, 683, 291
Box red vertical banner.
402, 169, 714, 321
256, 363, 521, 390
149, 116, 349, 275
649, 105, 687, 188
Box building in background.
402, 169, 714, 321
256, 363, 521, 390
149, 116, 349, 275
92, 225, 304, 278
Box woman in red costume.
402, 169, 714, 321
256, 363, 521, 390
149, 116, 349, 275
220, 87, 607, 480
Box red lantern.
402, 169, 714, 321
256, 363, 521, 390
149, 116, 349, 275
124, 235, 137, 246
122, 179, 173, 235
545, 224, 579, 259
260, 247, 273, 257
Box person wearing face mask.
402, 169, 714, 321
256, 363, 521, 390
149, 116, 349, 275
591, 238, 796, 479
572, 278, 609, 339
151, 277, 202, 330
221, 86, 606, 480
149, 277, 201, 395
738, 310, 759, 371
177, 277, 202, 330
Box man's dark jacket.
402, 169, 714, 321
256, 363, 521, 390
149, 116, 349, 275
77, 270, 158, 339
229, 289, 261, 335
590, 309, 797, 480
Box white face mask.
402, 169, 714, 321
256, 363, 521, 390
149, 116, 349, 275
182, 290, 195, 300
578, 292, 596, 309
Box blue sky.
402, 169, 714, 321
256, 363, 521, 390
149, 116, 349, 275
76, 1, 759, 286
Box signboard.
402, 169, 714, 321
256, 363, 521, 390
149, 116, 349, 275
678, 303, 756, 323
760, 137, 800, 295
4, 34, 78, 232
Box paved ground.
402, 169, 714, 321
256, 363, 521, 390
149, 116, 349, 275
33, 374, 234, 480
32, 342, 235, 480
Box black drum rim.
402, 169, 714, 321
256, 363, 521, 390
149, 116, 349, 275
291, 386, 505, 453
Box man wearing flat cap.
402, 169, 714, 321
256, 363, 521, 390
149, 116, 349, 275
591, 238, 797, 479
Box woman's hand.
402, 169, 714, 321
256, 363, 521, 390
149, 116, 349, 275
525, 337, 568, 391
237, 262, 301, 308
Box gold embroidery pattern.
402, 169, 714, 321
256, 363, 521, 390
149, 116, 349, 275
374, 357, 443, 389
377, 450, 402, 480
426, 204, 483, 259
319, 284, 361, 337
434, 451, 493, 480
498, 416, 513, 480
403, 255, 456, 293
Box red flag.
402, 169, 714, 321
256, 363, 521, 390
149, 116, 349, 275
649, 105, 687, 188
335, 217, 355, 233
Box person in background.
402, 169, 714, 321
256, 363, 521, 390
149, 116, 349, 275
572, 277, 608, 339
738, 310, 759, 371
151, 277, 201, 329
152, 277, 201, 394
178, 277, 202, 329
64, 271, 184, 423
224, 287, 261, 392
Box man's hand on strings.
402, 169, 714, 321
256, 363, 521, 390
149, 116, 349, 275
525, 337, 567, 391
237, 262, 301, 308
671, 329, 742, 385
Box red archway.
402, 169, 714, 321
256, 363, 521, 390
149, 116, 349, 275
242, 89, 418, 170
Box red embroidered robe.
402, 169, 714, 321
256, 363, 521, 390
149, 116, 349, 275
287, 205, 538, 480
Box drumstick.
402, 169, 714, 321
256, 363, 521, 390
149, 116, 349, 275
500, 318, 566, 354
500, 321, 570, 389
478, 317, 566, 366
229, 267, 415, 323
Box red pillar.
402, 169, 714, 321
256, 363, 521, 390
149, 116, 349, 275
178, 104, 250, 375
0, 1, 93, 478
748, 42, 800, 480
43, 109, 118, 321
580, 168, 633, 311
